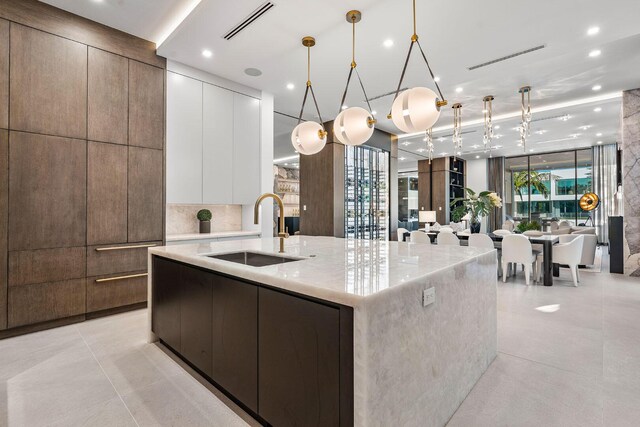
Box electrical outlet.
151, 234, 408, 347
422, 287, 435, 307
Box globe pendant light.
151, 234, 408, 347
388, 0, 448, 133
290, 36, 327, 155
333, 10, 376, 146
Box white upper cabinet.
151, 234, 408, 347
202, 83, 234, 204
166, 71, 261, 206
167, 72, 203, 204
232, 93, 261, 205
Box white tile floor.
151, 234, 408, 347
0, 248, 638, 426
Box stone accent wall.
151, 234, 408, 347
622, 89, 640, 276
166, 204, 242, 235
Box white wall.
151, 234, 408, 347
466, 159, 489, 233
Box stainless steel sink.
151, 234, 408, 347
206, 251, 302, 267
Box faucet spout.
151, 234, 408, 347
254, 193, 288, 253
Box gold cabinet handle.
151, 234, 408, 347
95, 273, 148, 283
95, 244, 158, 252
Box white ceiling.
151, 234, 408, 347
47, 0, 640, 167
40, 0, 200, 44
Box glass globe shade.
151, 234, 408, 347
333, 107, 375, 146
391, 87, 441, 133
291, 121, 326, 155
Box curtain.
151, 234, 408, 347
592, 144, 618, 244
487, 157, 505, 232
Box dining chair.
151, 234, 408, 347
501, 234, 539, 285
410, 230, 431, 244
397, 227, 409, 242
537, 235, 584, 286
439, 226, 454, 233
437, 232, 460, 246
493, 229, 512, 236
469, 233, 500, 276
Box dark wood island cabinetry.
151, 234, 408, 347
151, 256, 354, 426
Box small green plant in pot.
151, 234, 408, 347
197, 209, 212, 234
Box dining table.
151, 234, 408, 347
403, 230, 560, 286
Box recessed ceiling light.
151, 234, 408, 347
440, 152, 448, 156
587, 26, 600, 36
399, 157, 406, 161
558, 114, 572, 121
535, 130, 547, 135
570, 133, 581, 138
597, 141, 603, 144
596, 132, 603, 137
244, 68, 262, 76
594, 107, 602, 112
529, 149, 534, 152
401, 141, 412, 146
494, 125, 500, 129
286, 83, 295, 90
579, 125, 592, 130
434, 76, 441, 82
202, 49, 213, 58
455, 87, 463, 93
471, 144, 480, 149
416, 148, 426, 153
457, 151, 462, 156
383, 39, 394, 48
588, 49, 601, 58
371, 110, 377, 115
341, 105, 348, 110
475, 155, 480, 159
592, 85, 602, 91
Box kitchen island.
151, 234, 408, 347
148, 236, 497, 427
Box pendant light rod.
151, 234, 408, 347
337, 10, 375, 122
296, 36, 326, 137
388, 0, 447, 120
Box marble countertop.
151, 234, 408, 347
149, 236, 494, 307
166, 230, 261, 242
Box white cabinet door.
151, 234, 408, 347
202, 83, 234, 204
232, 93, 261, 205
166, 72, 203, 203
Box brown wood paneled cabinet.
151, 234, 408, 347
211, 274, 258, 413
0, 0, 165, 337
151, 256, 351, 426
8, 132, 87, 251
8, 279, 86, 328
258, 287, 341, 426
86, 273, 148, 313
181, 266, 213, 377
129, 60, 164, 150
152, 256, 182, 352
87, 142, 128, 245
128, 146, 163, 243
9, 24, 87, 139
0, 19, 8, 130
0, 130, 7, 330
88, 48, 128, 145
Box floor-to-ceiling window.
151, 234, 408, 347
505, 149, 593, 226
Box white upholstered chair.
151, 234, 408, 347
469, 233, 495, 249
437, 231, 460, 246
410, 230, 431, 244
493, 229, 512, 236
501, 234, 539, 285
397, 228, 409, 242
439, 226, 454, 233
537, 235, 584, 286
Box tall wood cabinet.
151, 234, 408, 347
0, 0, 165, 335
418, 157, 466, 224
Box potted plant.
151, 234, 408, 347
451, 188, 503, 233
197, 209, 212, 234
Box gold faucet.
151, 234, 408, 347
254, 193, 288, 253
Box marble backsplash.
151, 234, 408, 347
166, 204, 242, 235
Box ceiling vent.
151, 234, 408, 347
437, 130, 477, 138
467, 45, 546, 70
532, 113, 569, 123
367, 87, 409, 102
223, 2, 275, 41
